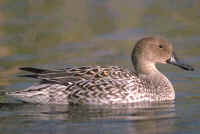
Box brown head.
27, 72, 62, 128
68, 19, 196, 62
132, 36, 194, 75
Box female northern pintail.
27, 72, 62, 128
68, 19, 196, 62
7, 37, 194, 105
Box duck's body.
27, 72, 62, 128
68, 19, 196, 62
7, 37, 194, 105
7, 66, 174, 104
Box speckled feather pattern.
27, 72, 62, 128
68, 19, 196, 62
8, 36, 192, 105
7, 66, 174, 104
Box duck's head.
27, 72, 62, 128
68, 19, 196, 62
132, 36, 194, 75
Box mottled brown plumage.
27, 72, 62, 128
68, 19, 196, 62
6, 36, 194, 105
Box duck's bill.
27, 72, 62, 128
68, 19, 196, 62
167, 52, 194, 71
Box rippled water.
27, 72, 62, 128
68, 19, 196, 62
0, 101, 177, 134
0, 0, 200, 134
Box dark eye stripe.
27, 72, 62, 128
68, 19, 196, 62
159, 45, 163, 48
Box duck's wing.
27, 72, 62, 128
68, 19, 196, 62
19, 66, 137, 85
17, 66, 140, 104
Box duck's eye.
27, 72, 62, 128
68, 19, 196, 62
159, 45, 163, 48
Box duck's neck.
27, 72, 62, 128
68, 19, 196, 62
135, 61, 173, 89
135, 61, 174, 98
133, 60, 175, 100
135, 60, 159, 76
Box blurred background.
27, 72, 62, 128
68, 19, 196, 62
0, 0, 200, 90
0, 0, 200, 134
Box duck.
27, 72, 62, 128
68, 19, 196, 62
6, 36, 194, 105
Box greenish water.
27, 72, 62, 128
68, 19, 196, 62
0, 0, 200, 134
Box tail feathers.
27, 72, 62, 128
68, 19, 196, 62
18, 74, 39, 78
19, 67, 51, 74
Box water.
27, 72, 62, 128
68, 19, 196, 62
0, 101, 177, 134
0, 0, 200, 134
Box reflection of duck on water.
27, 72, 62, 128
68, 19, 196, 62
0, 101, 176, 121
